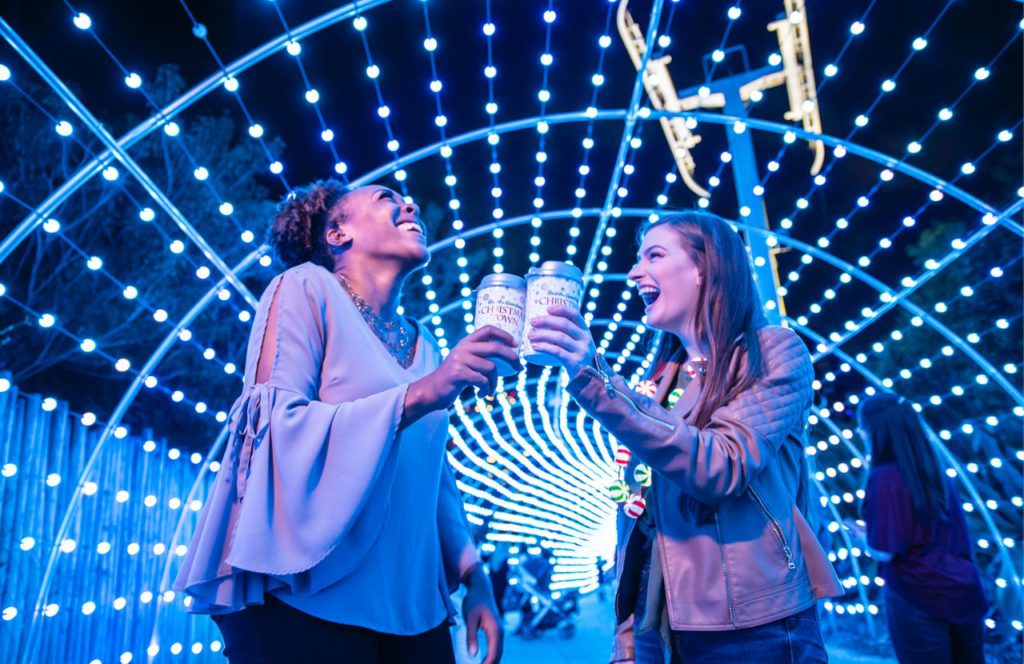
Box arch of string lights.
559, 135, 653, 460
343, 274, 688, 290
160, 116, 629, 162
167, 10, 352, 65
0, 0, 1021, 661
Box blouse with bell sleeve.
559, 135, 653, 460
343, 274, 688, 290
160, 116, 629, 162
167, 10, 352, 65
174, 262, 478, 634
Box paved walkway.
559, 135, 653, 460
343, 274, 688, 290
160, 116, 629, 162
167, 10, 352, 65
455, 592, 896, 663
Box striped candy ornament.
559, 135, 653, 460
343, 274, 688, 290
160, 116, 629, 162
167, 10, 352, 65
633, 464, 652, 487
634, 380, 657, 397
624, 493, 646, 518
608, 479, 629, 503
614, 445, 631, 466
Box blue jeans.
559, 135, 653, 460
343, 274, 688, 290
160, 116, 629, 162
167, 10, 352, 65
669, 606, 828, 663
885, 588, 984, 664
634, 626, 667, 664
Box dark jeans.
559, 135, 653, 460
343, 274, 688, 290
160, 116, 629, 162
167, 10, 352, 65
211, 594, 456, 664
669, 606, 828, 663
885, 588, 985, 664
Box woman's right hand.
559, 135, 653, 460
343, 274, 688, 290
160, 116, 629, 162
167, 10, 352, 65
404, 326, 519, 424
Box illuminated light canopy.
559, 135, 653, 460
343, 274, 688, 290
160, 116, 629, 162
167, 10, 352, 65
0, 1, 1019, 661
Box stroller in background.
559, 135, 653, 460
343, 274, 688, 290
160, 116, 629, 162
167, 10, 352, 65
501, 548, 580, 639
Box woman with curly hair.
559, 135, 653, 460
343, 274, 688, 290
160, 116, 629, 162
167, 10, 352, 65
528, 210, 842, 663
175, 180, 512, 663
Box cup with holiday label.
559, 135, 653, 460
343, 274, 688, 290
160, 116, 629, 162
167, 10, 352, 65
473, 273, 527, 376
521, 261, 584, 366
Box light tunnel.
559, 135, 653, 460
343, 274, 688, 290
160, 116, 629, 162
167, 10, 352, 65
0, 0, 1020, 661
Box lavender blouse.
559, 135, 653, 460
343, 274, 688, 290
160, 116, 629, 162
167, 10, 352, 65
174, 262, 479, 635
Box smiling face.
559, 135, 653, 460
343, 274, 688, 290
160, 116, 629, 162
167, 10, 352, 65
627, 224, 703, 337
326, 185, 429, 270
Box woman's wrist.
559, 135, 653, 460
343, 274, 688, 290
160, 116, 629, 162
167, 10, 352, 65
401, 376, 442, 428
460, 562, 487, 588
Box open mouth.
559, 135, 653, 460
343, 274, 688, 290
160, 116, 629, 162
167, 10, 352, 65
396, 220, 424, 236
638, 285, 661, 307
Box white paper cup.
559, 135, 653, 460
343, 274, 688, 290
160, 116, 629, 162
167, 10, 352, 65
522, 261, 584, 366
474, 273, 527, 376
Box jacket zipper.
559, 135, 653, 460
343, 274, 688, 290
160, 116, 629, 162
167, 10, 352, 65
747, 485, 797, 570
582, 366, 676, 432
713, 513, 737, 627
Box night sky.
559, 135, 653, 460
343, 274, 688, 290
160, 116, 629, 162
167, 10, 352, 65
1, 0, 1021, 444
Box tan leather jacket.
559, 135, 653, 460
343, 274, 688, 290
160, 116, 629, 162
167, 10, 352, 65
566, 326, 841, 660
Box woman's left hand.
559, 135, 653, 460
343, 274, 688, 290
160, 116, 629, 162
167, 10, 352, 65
528, 305, 597, 378
462, 566, 504, 663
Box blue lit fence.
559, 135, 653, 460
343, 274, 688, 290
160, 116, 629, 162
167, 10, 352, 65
0, 374, 217, 662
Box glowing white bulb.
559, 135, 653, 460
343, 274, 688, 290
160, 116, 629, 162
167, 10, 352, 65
38, 313, 56, 328
222, 77, 238, 92
353, 16, 367, 31
974, 67, 990, 81
423, 37, 438, 52
163, 121, 180, 137
305, 89, 320, 104
543, 10, 557, 23
912, 37, 927, 51
286, 40, 301, 56
193, 166, 208, 180
482, 22, 495, 36
938, 108, 953, 121
73, 12, 92, 29
270, 161, 283, 174
101, 166, 119, 181
55, 120, 73, 137
824, 64, 838, 77
728, 6, 741, 20
850, 21, 865, 35
124, 73, 142, 89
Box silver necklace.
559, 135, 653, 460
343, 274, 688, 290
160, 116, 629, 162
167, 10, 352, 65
334, 272, 416, 368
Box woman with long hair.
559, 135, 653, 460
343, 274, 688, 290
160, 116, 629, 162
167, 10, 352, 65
528, 210, 841, 663
175, 180, 512, 663
855, 393, 988, 663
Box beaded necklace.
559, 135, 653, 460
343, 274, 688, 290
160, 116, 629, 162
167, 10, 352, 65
334, 272, 416, 369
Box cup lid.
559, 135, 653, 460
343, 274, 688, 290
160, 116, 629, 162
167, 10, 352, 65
478, 273, 527, 289
527, 260, 583, 282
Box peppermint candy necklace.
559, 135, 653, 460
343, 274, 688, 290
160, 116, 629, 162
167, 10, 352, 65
609, 356, 707, 519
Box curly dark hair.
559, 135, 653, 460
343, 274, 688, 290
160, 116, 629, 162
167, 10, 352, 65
269, 179, 349, 269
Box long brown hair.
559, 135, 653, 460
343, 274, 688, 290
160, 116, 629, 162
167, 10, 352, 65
640, 211, 767, 427
858, 393, 950, 521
